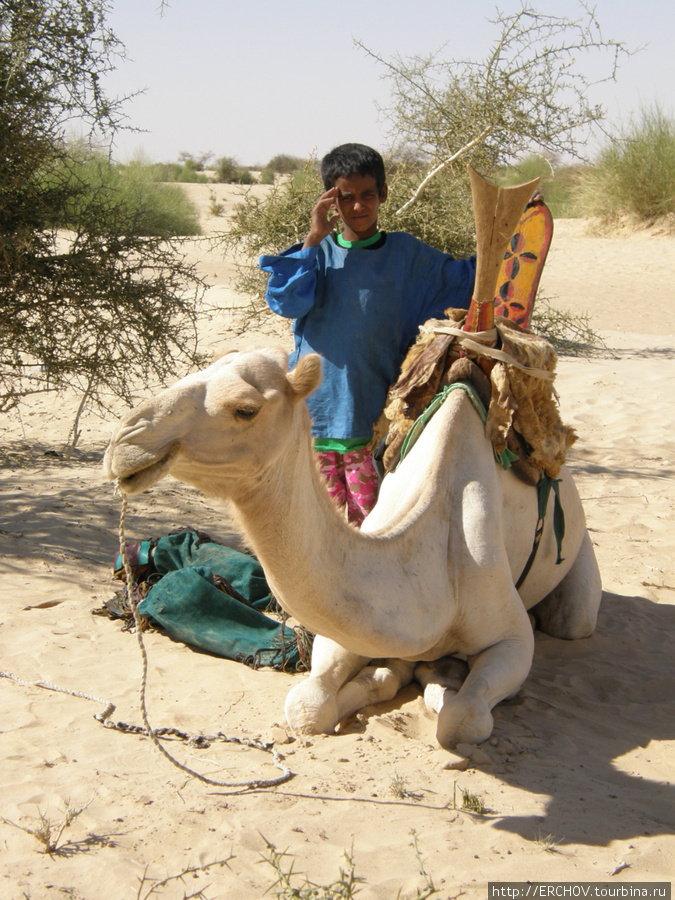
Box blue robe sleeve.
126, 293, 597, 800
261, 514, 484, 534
407, 242, 476, 329
259, 242, 321, 318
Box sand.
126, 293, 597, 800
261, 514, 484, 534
1, 185, 673, 899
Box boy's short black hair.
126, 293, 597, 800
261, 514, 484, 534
321, 143, 386, 193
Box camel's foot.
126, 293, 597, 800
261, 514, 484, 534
534, 530, 602, 639
285, 659, 416, 736
435, 691, 494, 749
284, 680, 339, 735
415, 657, 468, 699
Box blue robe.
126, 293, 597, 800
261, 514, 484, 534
259, 232, 475, 440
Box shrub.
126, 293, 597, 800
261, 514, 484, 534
225, 157, 323, 299
0, 0, 205, 424
152, 161, 208, 183
265, 153, 305, 175
45, 150, 202, 237
498, 156, 583, 218
213, 156, 255, 184
573, 105, 675, 224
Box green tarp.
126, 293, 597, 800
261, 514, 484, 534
132, 531, 304, 670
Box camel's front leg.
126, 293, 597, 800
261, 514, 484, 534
284, 636, 416, 735
284, 635, 370, 735
427, 590, 535, 749
333, 658, 415, 727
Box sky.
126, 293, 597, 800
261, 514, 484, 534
103, 0, 675, 166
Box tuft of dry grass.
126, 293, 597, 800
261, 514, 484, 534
1, 796, 94, 855
135, 857, 234, 900
260, 830, 439, 899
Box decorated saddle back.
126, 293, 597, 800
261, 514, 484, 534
376, 196, 572, 483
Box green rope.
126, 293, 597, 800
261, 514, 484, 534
398, 381, 518, 470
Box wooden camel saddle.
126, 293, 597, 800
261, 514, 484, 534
378, 167, 574, 486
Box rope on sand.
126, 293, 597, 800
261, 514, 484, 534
111, 488, 294, 789
1, 491, 295, 792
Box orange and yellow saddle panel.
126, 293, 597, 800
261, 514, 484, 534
494, 197, 553, 329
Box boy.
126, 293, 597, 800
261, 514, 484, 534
259, 143, 475, 525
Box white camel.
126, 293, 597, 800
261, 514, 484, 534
103, 344, 602, 749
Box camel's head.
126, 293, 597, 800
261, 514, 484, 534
103, 348, 321, 498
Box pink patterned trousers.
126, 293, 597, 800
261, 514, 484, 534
316, 448, 379, 527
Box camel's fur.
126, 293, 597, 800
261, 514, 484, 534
103, 347, 602, 749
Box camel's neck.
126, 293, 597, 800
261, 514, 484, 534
229, 407, 374, 640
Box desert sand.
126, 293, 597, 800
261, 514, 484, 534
1, 184, 673, 899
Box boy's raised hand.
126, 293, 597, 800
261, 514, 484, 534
303, 187, 340, 248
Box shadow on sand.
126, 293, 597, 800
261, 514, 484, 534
485, 590, 675, 846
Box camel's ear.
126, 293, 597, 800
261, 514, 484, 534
287, 353, 321, 402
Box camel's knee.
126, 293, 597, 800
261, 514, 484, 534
436, 690, 494, 749
284, 678, 339, 735
415, 656, 468, 715
534, 530, 602, 639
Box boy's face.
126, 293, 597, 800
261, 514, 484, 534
334, 173, 388, 241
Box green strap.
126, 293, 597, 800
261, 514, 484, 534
398, 381, 518, 470
536, 473, 565, 564
515, 473, 565, 590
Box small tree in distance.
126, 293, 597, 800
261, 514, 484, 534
213, 156, 255, 184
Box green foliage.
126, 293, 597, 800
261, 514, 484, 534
143, 153, 213, 183
213, 155, 255, 184
498, 156, 583, 219
453, 781, 486, 814
45, 149, 201, 236
179, 151, 210, 171
380, 157, 476, 257
149, 160, 209, 183
225, 158, 323, 300
266, 153, 305, 174
573, 105, 675, 224
0, 0, 206, 420
260, 166, 276, 184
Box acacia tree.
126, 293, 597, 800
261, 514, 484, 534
360, 4, 630, 215
225, 4, 631, 308
0, 0, 206, 443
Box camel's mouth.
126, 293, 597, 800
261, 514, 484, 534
111, 445, 180, 496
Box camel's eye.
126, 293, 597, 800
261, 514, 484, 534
235, 406, 258, 420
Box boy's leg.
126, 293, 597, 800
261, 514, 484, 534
316, 450, 348, 516
343, 449, 379, 526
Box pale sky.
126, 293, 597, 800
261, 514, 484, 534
104, 0, 675, 166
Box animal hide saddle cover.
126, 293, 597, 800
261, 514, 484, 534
379, 310, 577, 481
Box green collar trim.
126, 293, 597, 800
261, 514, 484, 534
336, 230, 382, 249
